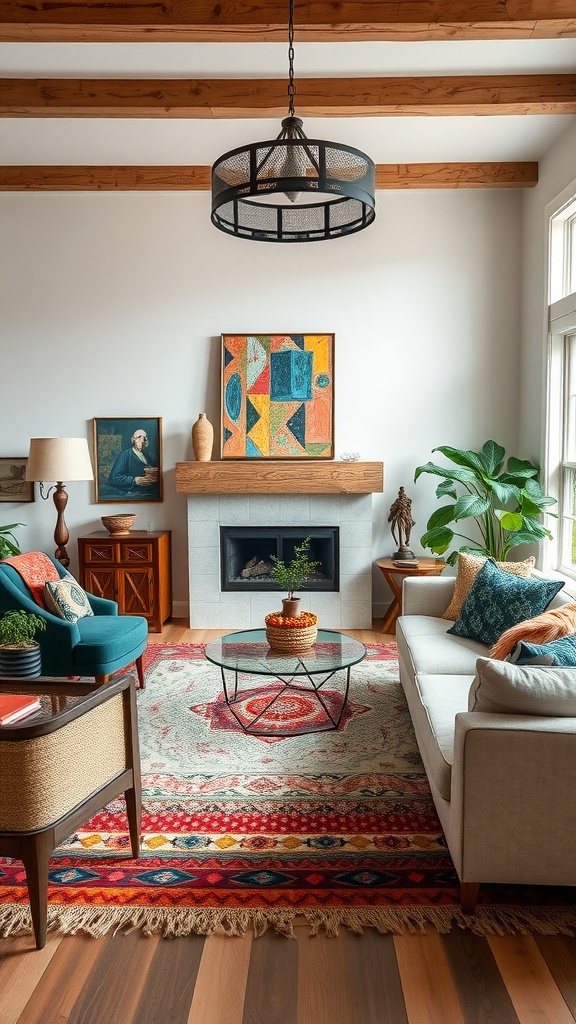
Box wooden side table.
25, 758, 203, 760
376, 557, 446, 634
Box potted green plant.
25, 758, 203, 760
0, 522, 24, 559
0, 609, 46, 678
414, 439, 557, 566
269, 536, 321, 617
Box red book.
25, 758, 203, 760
0, 694, 42, 725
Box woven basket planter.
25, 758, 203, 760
265, 624, 318, 654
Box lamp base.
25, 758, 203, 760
53, 484, 70, 567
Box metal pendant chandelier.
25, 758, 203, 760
211, 0, 375, 243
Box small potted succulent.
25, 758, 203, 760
0, 609, 46, 678
265, 537, 321, 652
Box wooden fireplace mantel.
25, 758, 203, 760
175, 461, 384, 495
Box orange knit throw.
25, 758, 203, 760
0, 551, 61, 609
490, 602, 576, 660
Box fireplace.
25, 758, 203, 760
176, 460, 383, 629
220, 526, 339, 593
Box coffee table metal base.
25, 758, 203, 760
219, 664, 351, 737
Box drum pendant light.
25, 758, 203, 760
211, 0, 376, 243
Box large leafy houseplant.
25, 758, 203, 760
414, 440, 557, 566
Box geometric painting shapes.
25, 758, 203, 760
270, 350, 312, 402
286, 404, 306, 448
221, 334, 334, 459
225, 372, 243, 423
246, 336, 268, 389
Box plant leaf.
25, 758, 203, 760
502, 457, 539, 482
414, 461, 478, 485
522, 478, 558, 509
487, 479, 520, 506
480, 440, 505, 476
453, 495, 491, 520
432, 446, 486, 474
436, 479, 458, 499
499, 511, 524, 531
427, 504, 457, 529
420, 526, 454, 554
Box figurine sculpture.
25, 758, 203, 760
388, 487, 416, 561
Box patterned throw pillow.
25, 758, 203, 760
442, 552, 536, 621
44, 577, 94, 623
508, 634, 576, 666
447, 559, 564, 647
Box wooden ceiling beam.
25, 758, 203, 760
0, 1, 574, 42
3, 75, 576, 118
0, 163, 538, 190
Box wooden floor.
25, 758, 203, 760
2, 621, 576, 1024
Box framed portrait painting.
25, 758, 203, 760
221, 333, 335, 459
93, 417, 162, 502
0, 457, 34, 502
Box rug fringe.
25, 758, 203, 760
1, 903, 576, 942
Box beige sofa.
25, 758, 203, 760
396, 574, 576, 912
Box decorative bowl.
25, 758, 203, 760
101, 514, 136, 536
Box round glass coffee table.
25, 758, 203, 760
204, 629, 366, 737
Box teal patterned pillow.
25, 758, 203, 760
508, 633, 576, 666
44, 576, 94, 623
447, 559, 564, 647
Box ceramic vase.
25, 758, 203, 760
192, 413, 214, 462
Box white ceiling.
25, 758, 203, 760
1, 38, 575, 166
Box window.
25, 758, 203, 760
545, 191, 576, 580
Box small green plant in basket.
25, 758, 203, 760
269, 536, 321, 600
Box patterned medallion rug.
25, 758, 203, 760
1, 641, 575, 940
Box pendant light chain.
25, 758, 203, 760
287, 0, 296, 118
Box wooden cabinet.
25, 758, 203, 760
78, 530, 172, 633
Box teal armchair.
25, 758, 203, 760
0, 554, 147, 687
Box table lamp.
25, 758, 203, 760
26, 438, 94, 567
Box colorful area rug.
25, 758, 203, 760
1, 642, 576, 940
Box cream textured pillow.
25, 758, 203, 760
442, 552, 536, 621
469, 656, 576, 716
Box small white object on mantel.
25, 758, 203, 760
339, 452, 360, 462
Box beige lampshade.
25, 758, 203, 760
26, 438, 94, 482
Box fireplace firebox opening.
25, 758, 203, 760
220, 526, 339, 593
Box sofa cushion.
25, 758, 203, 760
490, 603, 576, 660
508, 634, 576, 667
397, 615, 488, 677
442, 552, 536, 621
469, 656, 576, 715
412, 674, 472, 801
447, 559, 564, 647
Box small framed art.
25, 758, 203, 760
0, 458, 34, 502
221, 333, 335, 459
93, 417, 162, 502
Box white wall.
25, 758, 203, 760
520, 119, 576, 464
0, 187, 522, 617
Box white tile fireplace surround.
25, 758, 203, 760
175, 461, 384, 630
187, 493, 373, 628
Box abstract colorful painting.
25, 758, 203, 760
221, 334, 334, 459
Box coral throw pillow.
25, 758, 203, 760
490, 602, 576, 660
442, 552, 536, 621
